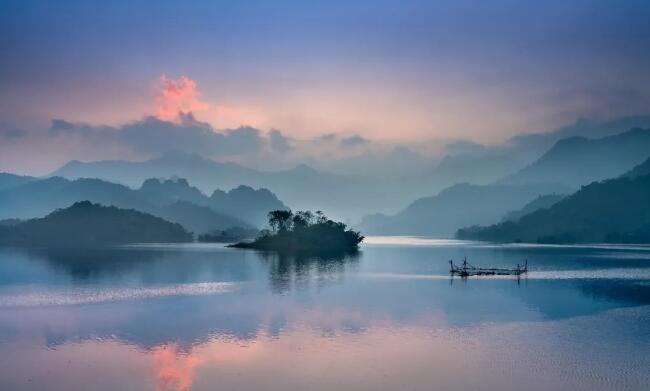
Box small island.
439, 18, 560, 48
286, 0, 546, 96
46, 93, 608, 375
229, 210, 364, 253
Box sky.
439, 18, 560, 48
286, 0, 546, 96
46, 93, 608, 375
1, 0, 650, 174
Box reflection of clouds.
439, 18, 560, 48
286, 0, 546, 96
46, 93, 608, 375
152, 343, 203, 391
1, 308, 648, 391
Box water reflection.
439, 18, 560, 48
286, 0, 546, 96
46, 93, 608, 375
0, 240, 650, 390
257, 250, 360, 293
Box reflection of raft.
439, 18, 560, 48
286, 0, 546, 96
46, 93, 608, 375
449, 257, 528, 277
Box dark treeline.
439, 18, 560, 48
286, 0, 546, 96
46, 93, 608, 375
230, 210, 363, 252
198, 227, 259, 243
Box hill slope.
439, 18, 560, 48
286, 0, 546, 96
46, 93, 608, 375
0, 201, 192, 245
457, 174, 650, 244
358, 182, 569, 236
501, 194, 566, 222
0, 176, 282, 231
499, 128, 650, 187
0, 173, 36, 191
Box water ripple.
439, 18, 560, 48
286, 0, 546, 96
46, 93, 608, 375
0, 282, 237, 308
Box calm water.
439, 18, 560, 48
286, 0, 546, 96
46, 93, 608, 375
1, 237, 649, 391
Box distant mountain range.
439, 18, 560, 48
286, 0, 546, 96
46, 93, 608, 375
0, 176, 285, 233
501, 194, 566, 222
50, 150, 382, 221
499, 128, 650, 187
358, 182, 570, 236
0, 173, 35, 191
0, 201, 192, 246
46, 115, 650, 223
457, 159, 650, 243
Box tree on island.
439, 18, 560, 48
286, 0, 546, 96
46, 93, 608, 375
229, 210, 363, 252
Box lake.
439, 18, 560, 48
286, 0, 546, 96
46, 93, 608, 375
0, 237, 649, 391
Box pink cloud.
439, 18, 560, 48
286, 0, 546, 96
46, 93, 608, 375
155, 75, 264, 129
156, 75, 209, 121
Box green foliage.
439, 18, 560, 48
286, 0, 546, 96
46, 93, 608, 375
230, 210, 364, 252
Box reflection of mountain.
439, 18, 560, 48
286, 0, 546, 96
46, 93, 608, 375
0, 175, 284, 232
2, 244, 650, 352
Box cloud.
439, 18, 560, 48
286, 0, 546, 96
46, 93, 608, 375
154, 75, 264, 129
156, 75, 209, 121
269, 129, 293, 153
340, 135, 368, 148
0, 123, 27, 141
47, 116, 264, 157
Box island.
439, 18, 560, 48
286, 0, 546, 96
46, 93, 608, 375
0, 201, 193, 246
229, 210, 364, 253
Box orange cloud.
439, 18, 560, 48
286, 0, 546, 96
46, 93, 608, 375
156, 75, 209, 121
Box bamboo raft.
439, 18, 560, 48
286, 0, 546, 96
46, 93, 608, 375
449, 257, 528, 277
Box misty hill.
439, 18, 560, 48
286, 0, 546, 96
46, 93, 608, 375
50, 151, 385, 221
358, 182, 569, 236
0, 172, 36, 191
156, 201, 252, 234
0, 177, 150, 220
52, 150, 259, 192
457, 173, 650, 244
209, 185, 286, 227
624, 157, 650, 179
505, 116, 650, 163
499, 128, 650, 187
0, 201, 192, 246
0, 176, 283, 232
502, 194, 566, 222
137, 177, 207, 206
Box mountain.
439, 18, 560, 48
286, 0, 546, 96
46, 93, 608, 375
457, 173, 650, 244
0, 172, 36, 191
623, 157, 650, 179
51, 150, 259, 191
501, 194, 566, 222
499, 128, 650, 187
0, 177, 149, 220
0, 176, 282, 231
506, 116, 650, 161
0, 201, 192, 246
209, 185, 286, 227
137, 177, 208, 206
50, 151, 386, 221
156, 201, 252, 235
358, 182, 570, 236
